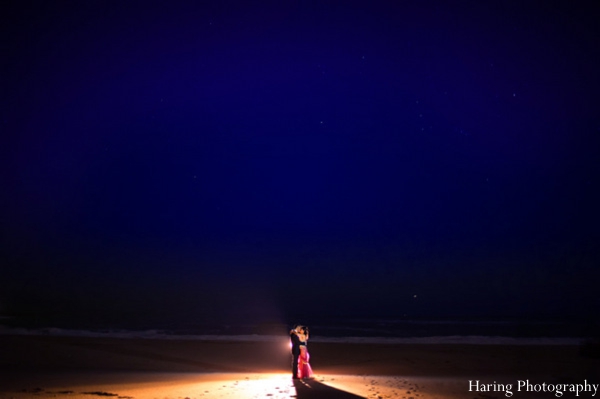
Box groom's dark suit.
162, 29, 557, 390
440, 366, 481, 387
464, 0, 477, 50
290, 329, 301, 378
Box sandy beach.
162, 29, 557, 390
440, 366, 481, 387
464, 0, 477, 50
1, 334, 598, 399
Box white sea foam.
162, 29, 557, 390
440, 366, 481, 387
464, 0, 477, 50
0, 325, 582, 345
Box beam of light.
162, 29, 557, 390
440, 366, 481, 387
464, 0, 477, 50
71, 373, 299, 399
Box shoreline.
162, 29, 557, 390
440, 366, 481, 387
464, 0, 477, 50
0, 326, 586, 345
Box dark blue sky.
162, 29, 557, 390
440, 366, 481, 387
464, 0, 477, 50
1, 1, 599, 328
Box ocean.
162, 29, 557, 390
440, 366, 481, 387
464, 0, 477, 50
0, 314, 595, 345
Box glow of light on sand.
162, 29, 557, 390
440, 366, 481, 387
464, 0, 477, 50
179, 373, 296, 399
83, 373, 298, 399
225, 373, 296, 399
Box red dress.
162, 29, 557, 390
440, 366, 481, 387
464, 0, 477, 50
297, 345, 313, 379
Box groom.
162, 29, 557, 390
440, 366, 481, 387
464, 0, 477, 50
289, 325, 302, 379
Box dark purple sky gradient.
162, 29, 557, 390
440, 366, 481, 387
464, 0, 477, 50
1, 1, 599, 328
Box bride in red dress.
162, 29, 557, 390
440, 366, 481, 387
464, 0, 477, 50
297, 326, 313, 379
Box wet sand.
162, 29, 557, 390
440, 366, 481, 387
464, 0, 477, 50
0, 335, 597, 398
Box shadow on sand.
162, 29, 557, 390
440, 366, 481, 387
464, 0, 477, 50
293, 379, 366, 399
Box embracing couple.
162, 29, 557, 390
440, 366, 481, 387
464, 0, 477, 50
290, 325, 314, 379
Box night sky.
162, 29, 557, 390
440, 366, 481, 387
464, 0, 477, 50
1, 1, 599, 330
